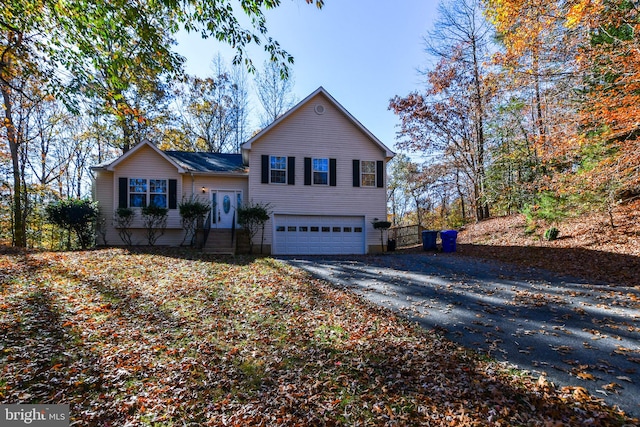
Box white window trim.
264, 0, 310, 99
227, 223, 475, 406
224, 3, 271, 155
128, 178, 168, 208
361, 161, 377, 187
312, 158, 329, 186
269, 155, 288, 185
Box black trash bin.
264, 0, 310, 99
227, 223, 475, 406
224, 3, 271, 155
422, 230, 438, 251
387, 239, 396, 251
440, 230, 458, 253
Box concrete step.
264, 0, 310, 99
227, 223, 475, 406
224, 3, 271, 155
203, 229, 236, 255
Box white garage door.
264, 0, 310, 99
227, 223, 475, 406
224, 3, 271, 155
273, 215, 365, 255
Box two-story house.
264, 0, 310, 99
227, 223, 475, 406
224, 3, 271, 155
92, 87, 395, 255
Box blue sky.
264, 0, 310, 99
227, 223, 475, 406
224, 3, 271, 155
175, 1, 438, 154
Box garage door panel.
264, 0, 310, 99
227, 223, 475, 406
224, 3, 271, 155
273, 215, 365, 255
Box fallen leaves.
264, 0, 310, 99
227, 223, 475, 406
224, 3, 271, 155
0, 247, 637, 426
456, 201, 640, 287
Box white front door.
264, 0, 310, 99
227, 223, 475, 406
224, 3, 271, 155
212, 191, 237, 229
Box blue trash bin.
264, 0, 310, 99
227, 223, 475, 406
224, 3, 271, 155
422, 230, 438, 251
440, 230, 458, 253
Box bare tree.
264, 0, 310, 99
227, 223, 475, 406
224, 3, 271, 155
391, 0, 494, 222
255, 60, 296, 128
228, 64, 251, 153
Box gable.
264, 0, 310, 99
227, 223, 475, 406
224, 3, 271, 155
242, 87, 394, 161
108, 143, 184, 176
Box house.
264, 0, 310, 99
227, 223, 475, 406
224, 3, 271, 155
92, 87, 395, 255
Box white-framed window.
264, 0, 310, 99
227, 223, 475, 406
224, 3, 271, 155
149, 179, 167, 208
313, 158, 329, 185
361, 161, 376, 187
270, 156, 287, 184
129, 178, 147, 207
128, 178, 168, 208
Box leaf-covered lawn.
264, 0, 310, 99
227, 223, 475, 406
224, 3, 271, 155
1, 247, 636, 426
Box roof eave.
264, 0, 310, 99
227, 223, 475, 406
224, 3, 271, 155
241, 86, 395, 160
185, 170, 249, 177
105, 140, 187, 173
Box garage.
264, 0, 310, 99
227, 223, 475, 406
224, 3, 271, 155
272, 215, 366, 255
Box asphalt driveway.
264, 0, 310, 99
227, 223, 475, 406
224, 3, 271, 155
279, 253, 640, 418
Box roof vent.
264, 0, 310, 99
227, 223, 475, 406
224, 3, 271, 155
314, 104, 325, 115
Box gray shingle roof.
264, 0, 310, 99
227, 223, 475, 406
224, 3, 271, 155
164, 151, 245, 173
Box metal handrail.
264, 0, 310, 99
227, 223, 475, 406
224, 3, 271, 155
202, 208, 212, 247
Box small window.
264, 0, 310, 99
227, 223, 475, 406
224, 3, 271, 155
322, 226, 330, 232
270, 156, 287, 184
288, 226, 297, 232
129, 178, 147, 207
149, 179, 167, 208
276, 226, 285, 232
310, 226, 319, 232
299, 226, 308, 232
313, 158, 329, 185
333, 227, 341, 232
128, 178, 168, 208
343, 227, 352, 232
361, 161, 376, 187
354, 227, 363, 233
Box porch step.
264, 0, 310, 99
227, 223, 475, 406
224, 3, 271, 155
203, 229, 235, 255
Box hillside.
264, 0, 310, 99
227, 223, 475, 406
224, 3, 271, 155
455, 200, 640, 287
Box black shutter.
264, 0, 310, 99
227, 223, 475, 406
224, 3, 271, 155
352, 160, 360, 187
329, 158, 337, 187
118, 177, 128, 208
376, 160, 384, 188
288, 157, 295, 185
304, 157, 312, 186
168, 179, 177, 209
261, 155, 269, 184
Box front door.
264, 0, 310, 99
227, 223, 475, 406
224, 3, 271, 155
213, 191, 237, 229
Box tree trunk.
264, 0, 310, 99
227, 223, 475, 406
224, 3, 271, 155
1, 84, 27, 247
471, 36, 490, 221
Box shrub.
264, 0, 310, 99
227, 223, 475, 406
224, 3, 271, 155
544, 227, 559, 241
372, 218, 392, 252
142, 205, 168, 246
114, 208, 135, 246
45, 198, 99, 250
179, 198, 211, 247
238, 201, 271, 254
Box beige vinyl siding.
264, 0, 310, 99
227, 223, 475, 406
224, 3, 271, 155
94, 144, 249, 246
247, 92, 388, 253
93, 170, 117, 245
110, 144, 184, 246
181, 175, 248, 229
182, 176, 248, 203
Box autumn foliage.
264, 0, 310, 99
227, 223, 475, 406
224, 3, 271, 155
390, 0, 640, 230
484, 0, 640, 199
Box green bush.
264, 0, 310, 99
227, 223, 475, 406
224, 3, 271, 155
179, 199, 211, 247
45, 198, 99, 250
522, 191, 568, 235
544, 227, 559, 241
238, 201, 271, 254
372, 218, 392, 252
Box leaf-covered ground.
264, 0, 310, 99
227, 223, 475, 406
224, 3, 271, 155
456, 200, 640, 287
1, 247, 638, 426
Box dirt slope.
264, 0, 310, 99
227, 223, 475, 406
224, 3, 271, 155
455, 200, 640, 287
